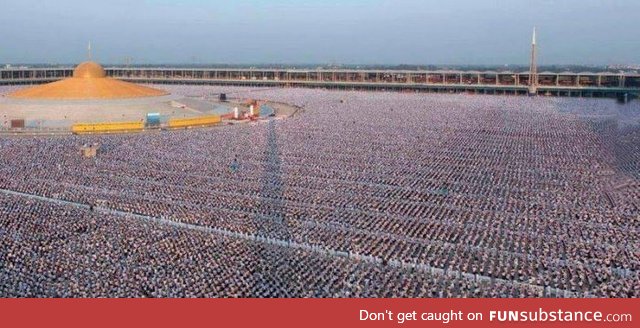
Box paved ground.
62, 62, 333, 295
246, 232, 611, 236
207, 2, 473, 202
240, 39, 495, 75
0, 94, 233, 129
174, 97, 233, 115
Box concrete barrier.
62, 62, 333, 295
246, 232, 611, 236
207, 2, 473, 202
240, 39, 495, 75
72, 121, 144, 134
168, 115, 221, 128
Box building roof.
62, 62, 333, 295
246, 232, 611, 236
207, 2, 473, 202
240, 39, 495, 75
8, 61, 167, 100
73, 61, 107, 78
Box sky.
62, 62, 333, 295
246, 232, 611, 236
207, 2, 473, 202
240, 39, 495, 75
0, 0, 638, 65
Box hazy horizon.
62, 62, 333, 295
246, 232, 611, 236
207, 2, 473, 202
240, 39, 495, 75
1, 0, 639, 66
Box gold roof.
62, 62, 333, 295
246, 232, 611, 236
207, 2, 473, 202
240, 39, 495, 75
73, 61, 106, 78
8, 61, 167, 100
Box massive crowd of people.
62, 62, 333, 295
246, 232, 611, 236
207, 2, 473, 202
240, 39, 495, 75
0, 85, 638, 297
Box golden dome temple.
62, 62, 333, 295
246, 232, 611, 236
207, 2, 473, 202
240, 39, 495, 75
73, 61, 107, 78
9, 61, 167, 100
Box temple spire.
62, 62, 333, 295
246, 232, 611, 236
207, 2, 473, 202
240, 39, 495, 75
528, 27, 538, 96
532, 27, 536, 45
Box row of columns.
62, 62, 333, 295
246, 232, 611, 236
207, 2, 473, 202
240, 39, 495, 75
0, 69, 634, 88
